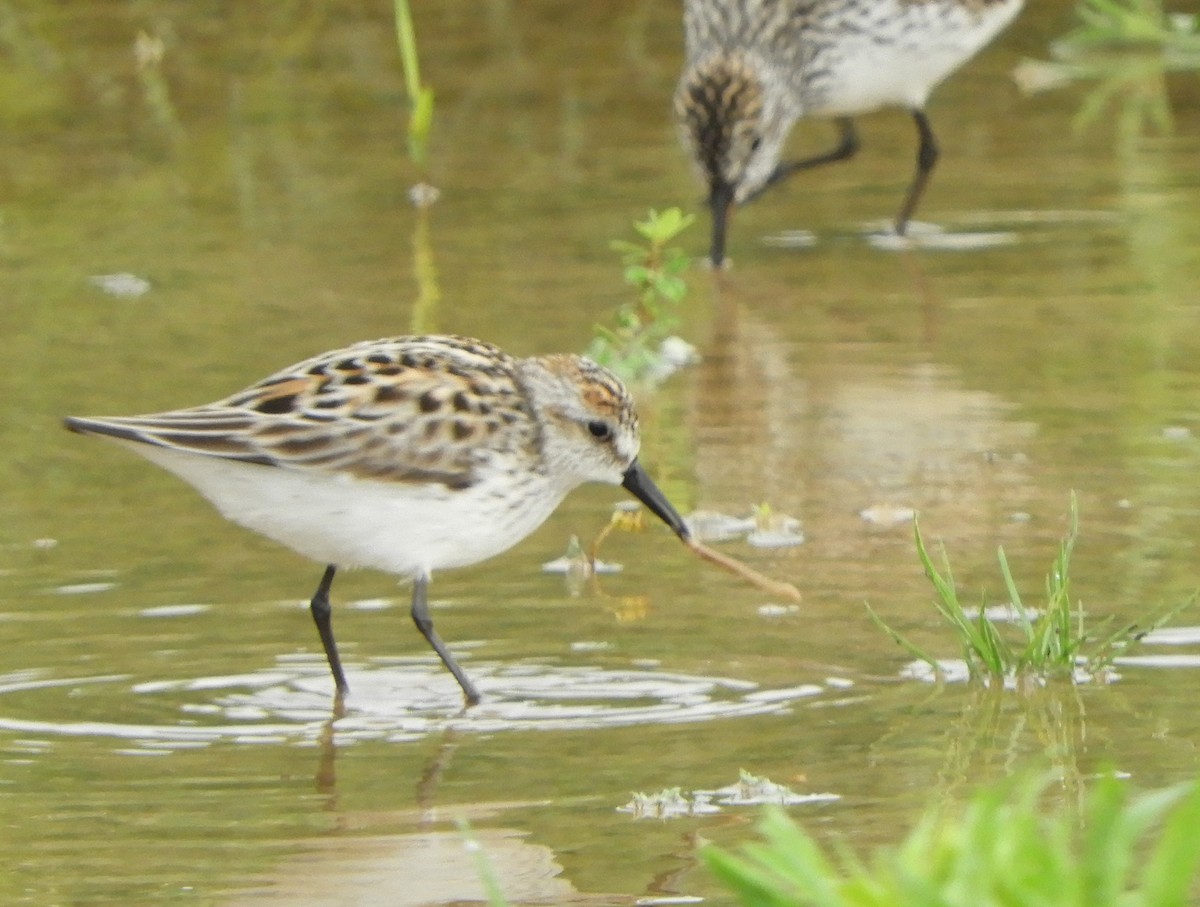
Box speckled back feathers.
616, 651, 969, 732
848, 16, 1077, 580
66, 335, 642, 494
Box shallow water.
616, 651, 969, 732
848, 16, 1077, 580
4, 1, 1200, 904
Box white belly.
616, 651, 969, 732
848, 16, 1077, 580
804, 0, 1024, 114
123, 442, 570, 578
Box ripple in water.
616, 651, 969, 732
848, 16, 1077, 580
0, 661, 832, 751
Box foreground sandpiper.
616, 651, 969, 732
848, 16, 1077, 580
675, 0, 1024, 264
66, 334, 691, 706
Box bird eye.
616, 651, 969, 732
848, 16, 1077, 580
749, 136, 762, 153
587, 420, 612, 441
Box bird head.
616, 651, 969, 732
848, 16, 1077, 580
675, 51, 789, 265
518, 354, 690, 541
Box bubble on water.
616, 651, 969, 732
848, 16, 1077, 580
347, 598, 394, 611
859, 503, 916, 527
761, 230, 817, 249
88, 272, 151, 297
52, 582, 117, 595
138, 604, 210, 618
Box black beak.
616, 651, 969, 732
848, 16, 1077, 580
621, 459, 691, 541
708, 180, 735, 267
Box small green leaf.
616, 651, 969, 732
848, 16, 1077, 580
624, 264, 650, 285
653, 274, 688, 303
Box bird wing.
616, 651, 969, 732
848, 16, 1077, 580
65, 336, 537, 490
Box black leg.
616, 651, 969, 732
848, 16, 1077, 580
309, 564, 349, 697
786, 116, 860, 174
755, 117, 860, 200
410, 574, 481, 706
895, 108, 939, 235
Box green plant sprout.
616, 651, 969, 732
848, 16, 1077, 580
703, 772, 1200, 907
587, 208, 696, 384
869, 495, 1189, 685
393, 0, 434, 167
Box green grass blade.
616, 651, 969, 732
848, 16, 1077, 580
997, 546, 1033, 636
1140, 780, 1200, 906
865, 602, 939, 673
914, 518, 1009, 680
393, 0, 433, 165
456, 819, 510, 907
393, 0, 423, 104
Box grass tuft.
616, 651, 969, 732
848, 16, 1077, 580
871, 494, 1188, 686
702, 772, 1200, 907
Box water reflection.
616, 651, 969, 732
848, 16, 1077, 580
689, 295, 1039, 555
226, 825, 583, 907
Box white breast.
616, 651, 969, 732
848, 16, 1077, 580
121, 441, 571, 578
803, 0, 1023, 114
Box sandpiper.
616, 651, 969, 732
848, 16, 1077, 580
675, 0, 1024, 264
66, 334, 691, 706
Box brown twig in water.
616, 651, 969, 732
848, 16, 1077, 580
684, 537, 803, 603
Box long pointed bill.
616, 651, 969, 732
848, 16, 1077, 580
623, 460, 803, 602
621, 459, 691, 542
708, 181, 735, 268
